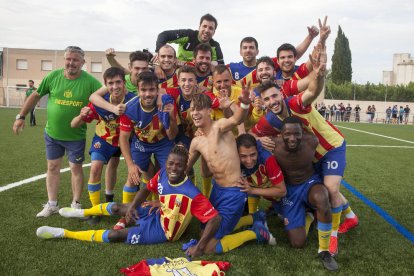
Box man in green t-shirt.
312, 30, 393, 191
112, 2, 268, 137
25, 80, 37, 126
13, 46, 102, 218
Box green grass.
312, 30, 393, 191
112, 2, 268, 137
1, 108, 414, 275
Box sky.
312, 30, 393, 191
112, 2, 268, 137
1, 0, 413, 84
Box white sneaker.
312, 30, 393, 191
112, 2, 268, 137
36, 203, 59, 218
36, 226, 64, 239
71, 202, 82, 209
59, 207, 85, 218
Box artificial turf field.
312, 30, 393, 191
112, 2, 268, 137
1, 107, 413, 275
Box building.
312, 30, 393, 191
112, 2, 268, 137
0, 47, 131, 107
383, 53, 414, 86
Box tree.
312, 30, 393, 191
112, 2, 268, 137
331, 25, 352, 84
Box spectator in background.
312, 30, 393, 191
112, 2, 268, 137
335, 104, 341, 121
391, 105, 398, 124
371, 105, 376, 123
331, 104, 337, 122
385, 106, 391, 124
318, 103, 326, 118
339, 103, 345, 121
399, 106, 404, 124
326, 105, 331, 120
366, 105, 372, 123
404, 105, 411, 125
354, 104, 361, 122
344, 103, 352, 122
25, 80, 37, 126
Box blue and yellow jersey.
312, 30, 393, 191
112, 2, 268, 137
83, 92, 135, 147
196, 74, 213, 91
159, 70, 179, 89
167, 88, 193, 139
241, 141, 284, 190
228, 62, 260, 89
120, 96, 179, 144
147, 169, 219, 241
252, 93, 344, 161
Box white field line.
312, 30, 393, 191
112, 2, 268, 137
347, 145, 414, 148
0, 157, 125, 193
337, 125, 414, 144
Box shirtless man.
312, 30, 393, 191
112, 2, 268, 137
274, 116, 338, 271
185, 90, 274, 257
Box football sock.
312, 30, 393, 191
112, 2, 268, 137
105, 193, 114, 203
84, 202, 114, 217
123, 185, 138, 204
331, 206, 342, 237
215, 230, 256, 253
317, 221, 332, 252
234, 215, 253, 230
63, 229, 109, 243
305, 212, 315, 236
202, 176, 212, 198
342, 202, 356, 219
248, 196, 259, 214
48, 200, 58, 206
88, 181, 101, 206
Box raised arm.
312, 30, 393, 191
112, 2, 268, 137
155, 29, 193, 52
295, 24, 319, 60
306, 16, 331, 71
301, 44, 327, 106
105, 48, 130, 74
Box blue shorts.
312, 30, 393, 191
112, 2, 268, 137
273, 174, 322, 231
315, 141, 347, 177
206, 180, 247, 239
131, 138, 174, 171
126, 205, 167, 245
44, 131, 85, 164
89, 135, 121, 164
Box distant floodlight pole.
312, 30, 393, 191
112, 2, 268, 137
353, 82, 356, 101
385, 85, 388, 102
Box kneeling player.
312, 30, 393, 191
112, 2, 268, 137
273, 117, 338, 271
36, 145, 221, 250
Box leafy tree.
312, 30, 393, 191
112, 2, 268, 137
331, 26, 352, 84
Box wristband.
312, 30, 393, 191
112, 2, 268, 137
240, 103, 250, 110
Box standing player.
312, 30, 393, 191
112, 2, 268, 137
252, 43, 358, 256
155, 14, 224, 64
36, 145, 222, 254
13, 46, 102, 217
155, 45, 180, 89
273, 117, 338, 271
71, 67, 135, 206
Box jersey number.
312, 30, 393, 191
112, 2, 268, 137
327, 161, 338, 170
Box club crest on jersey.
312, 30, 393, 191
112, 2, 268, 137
174, 198, 182, 208
64, 90, 73, 98
93, 141, 101, 149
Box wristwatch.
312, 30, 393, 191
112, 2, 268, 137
16, 114, 25, 120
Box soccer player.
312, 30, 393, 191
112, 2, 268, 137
184, 92, 275, 258
252, 43, 358, 256
155, 13, 224, 64
155, 45, 180, 89
273, 116, 338, 271
105, 49, 151, 93
119, 71, 178, 204
13, 46, 102, 217
71, 67, 135, 206
236, 133, 286, 214
228, 28, 319, 89
36, 145, 221, 252
192, 43, 214, 91
24, 80, 37, 126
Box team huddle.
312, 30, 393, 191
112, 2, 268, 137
13, 14, 360, 271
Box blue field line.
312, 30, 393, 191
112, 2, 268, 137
341, 180, 414, 244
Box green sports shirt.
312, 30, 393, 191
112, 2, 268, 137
37, 69, 102, 141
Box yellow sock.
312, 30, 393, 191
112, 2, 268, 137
63, 229, 108, 243
84, 203, 112, 217
331, 206, 342, 236
123, 185, 138, 204
202, 176, 212, 198
305, 212, 315, 236
216, 230, 256, 253
342, 202, 356, 219
248, 197, 259, 214
317, 222, 332, 252
88, 181, 101, 206
234, 215, 253, 231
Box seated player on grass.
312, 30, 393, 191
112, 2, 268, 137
71, 67, 135, 208
36, 145, 221, 249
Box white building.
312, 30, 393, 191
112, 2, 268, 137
383, 53, 414, 86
